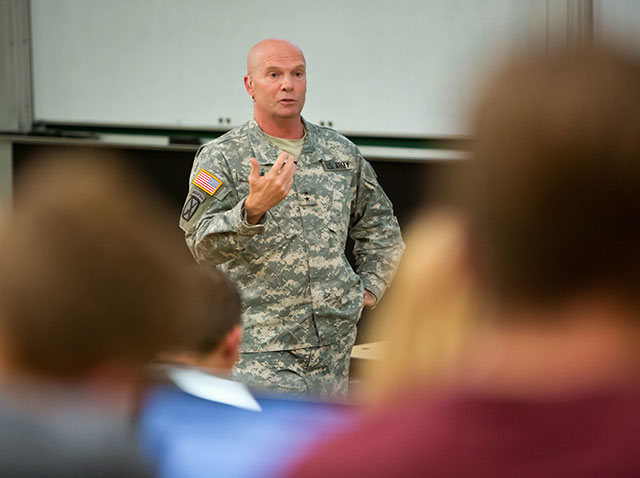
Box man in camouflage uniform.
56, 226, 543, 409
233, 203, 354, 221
179, 38, 404, 397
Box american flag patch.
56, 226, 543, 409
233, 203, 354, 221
193, 169, 222, 196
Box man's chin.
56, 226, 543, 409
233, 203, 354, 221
275, 109, 303, 120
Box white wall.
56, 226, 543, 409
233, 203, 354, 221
30, 0, 543, 137
595, 0, 640, 58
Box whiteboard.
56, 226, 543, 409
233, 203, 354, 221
595, 0, 640, 58
30, 0, 541, 137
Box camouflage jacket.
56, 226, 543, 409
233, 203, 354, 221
179, 118, 405, 352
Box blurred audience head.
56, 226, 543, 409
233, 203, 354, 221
362, 44, 640, 403
462, 45, 640, 312
363, 212, 476, 402
0, 151, 198, 389
160, 265, 242, 374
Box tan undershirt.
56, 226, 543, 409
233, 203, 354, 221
262, 128, 306, 159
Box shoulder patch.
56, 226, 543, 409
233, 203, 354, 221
181, 193, 203, 221
193, 169, 223, 196
190, 188, 206, 202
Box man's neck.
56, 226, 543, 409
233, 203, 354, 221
254, 112, 304, 139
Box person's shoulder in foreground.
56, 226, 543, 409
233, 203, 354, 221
287, 384, 640, 478
0, 387, 152, 477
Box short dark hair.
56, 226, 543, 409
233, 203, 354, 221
0, 154, 198, 378
185, 265, 242, 355
461, 45, 640, 308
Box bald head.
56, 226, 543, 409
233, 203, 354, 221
247, 38, 305, 75
244, 38, 307, 134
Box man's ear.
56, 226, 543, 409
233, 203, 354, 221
244, 75, 254, 98
222, 324, 242, 359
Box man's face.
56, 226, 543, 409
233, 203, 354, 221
245, 41, 307, 121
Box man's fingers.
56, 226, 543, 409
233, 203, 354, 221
281, 154, 296, 180
248, 157, 260, 181
268, 152, 289, 176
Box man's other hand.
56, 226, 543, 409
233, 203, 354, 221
244, 152, 296, 224
364, 290, 376, 308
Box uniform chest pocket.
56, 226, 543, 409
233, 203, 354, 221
325, 169, 353, 236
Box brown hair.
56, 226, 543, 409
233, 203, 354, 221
0, 153, 198, 378
462, 46, 640, 308
184, 265, 242, 356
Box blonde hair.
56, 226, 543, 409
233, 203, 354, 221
362, 211, 479, 403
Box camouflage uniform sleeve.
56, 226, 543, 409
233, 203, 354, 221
179, 144, 264, 265
349, 153, 405, 302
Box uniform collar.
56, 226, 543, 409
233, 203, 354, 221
247, 117, 322, 166
166, 365, 262, 412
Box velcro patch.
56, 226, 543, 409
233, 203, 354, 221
181, 193, 203, 221
193, 169, 223, 196
322, 159, 351, 171
191, 188, 206, 202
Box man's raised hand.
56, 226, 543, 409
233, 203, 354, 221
243, 152, 296, 225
